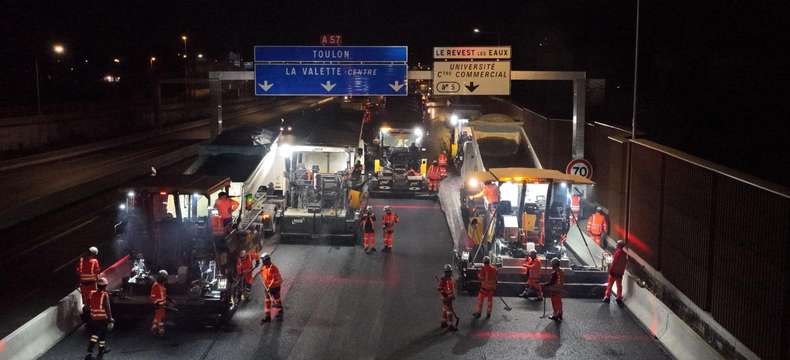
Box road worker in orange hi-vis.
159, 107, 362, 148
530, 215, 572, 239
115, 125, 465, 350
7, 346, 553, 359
603, 240, 628, 306
381, 205, 399, 252
543, 257, 565, 321
469, 181, 499, 210
236, 250, 256, 301
520, 250, 543, 300
361, 205, 377, 253
214, 192, 239, 230
473, 256, 497, 319
86, 277, 113, 360
437, 264, 458, 331
150, 270, 170, 336
438, 150, 448, 167
77, 246, 101, 315
259, 252, 284, 323
427, 160, 443, 192
587, 206, 608, 246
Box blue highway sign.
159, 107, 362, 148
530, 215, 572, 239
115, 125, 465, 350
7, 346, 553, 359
254, 63, 408, 96
254, 46, 408, 63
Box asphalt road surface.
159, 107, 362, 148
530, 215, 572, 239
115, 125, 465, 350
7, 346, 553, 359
41, 199, 669, 360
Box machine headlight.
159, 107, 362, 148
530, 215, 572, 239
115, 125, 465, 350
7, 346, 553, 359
217, 278, 228, 290
461, 251, 470, 261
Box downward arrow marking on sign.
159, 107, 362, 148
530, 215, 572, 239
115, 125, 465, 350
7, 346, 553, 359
389, 80, 405, 92
320, 81, 336, 92
465, 82, 480, 92
258, 81, 274, 92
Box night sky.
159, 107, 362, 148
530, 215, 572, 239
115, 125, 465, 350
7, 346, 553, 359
1, 1, 787, 186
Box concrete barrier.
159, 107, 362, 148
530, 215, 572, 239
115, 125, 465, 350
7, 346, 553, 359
0, 256, 130, 360
623, 270, 726, 360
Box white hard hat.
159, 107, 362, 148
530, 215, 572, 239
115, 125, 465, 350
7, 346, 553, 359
97, 277, 108, 287
550, 257, 561, 267
89, 247, 99, 256
239, 250, 247, 257
158, 270, 169, 277
444, 264, 453, 272
260, 252, 271, 262
384, 205, 391, 211
366, 205, 373, 211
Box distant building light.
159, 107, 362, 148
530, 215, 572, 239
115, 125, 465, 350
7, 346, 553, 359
113, 58, 120, 64
53, 44, 65, 54
197, 53, 204, 59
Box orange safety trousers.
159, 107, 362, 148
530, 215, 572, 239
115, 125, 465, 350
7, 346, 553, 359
264, 289, 282, 314
152, 308, 166, 335
442, 300, 454, 323
383, 231, 394, 248
527, 278, 543, 298
551, 294, 563, 316
363, 231, 376, 248
605, 274, 623, 300
476, 288, 494, 314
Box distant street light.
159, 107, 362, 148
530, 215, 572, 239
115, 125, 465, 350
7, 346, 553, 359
473, 28, 481, 33
197, 53, 204, 59
149, 56, 156, 69
113, 58, 120, 64
35, 43, 67, 116
181, 35, 188, 99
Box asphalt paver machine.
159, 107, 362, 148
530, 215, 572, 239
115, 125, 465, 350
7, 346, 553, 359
112, 175, 249, 325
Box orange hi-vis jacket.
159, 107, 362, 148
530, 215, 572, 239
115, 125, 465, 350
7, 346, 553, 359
438, 276, 454, 298
483, 184, 499, 204
438, 153, 448, 166
88, 290, 110, 320
571, 194, 581, 211
478, 264, 498, 291
427, 165, 443, 180
587, 213, 608, 236
236, 253, 255, 280
150, 281, 167, 306
382, 212, 399, 232
77, 257, 100, 283
524, 257, 542, 281
214, 197, 239, 220
260, 264, 283, 289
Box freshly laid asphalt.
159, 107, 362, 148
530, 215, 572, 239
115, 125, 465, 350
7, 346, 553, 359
40, 198, 670, 360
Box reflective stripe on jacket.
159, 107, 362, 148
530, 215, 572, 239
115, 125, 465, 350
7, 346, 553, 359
78, 257, 100, 283
89, 290, 109, 320
587, 213, 607, 235
260, 264, 283, 289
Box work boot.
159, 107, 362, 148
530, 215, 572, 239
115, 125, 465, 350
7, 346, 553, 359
472, 312, 481, 319
84, 354, 94, 360
616, 298, 624, 307
275, 311, 284, 321
440, 321, 448, 328
96, 347, 110, 360
447, 324, 458, 332
548, 315, 559, 321
260, 314, 271, 324
602, 297, 610, 304
371, 247, 377, 252
485, 312, 491, 319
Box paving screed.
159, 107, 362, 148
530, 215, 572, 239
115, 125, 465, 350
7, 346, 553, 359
41, 198, 669, 360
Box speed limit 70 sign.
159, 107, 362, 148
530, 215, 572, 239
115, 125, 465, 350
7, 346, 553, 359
565, 159, 593, 179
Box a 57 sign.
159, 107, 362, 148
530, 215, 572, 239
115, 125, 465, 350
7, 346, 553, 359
565, 158, 593, 180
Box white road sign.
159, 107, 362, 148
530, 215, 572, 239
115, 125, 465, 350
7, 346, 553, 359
433, 46, 511, 59
432, 61, 511, 95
